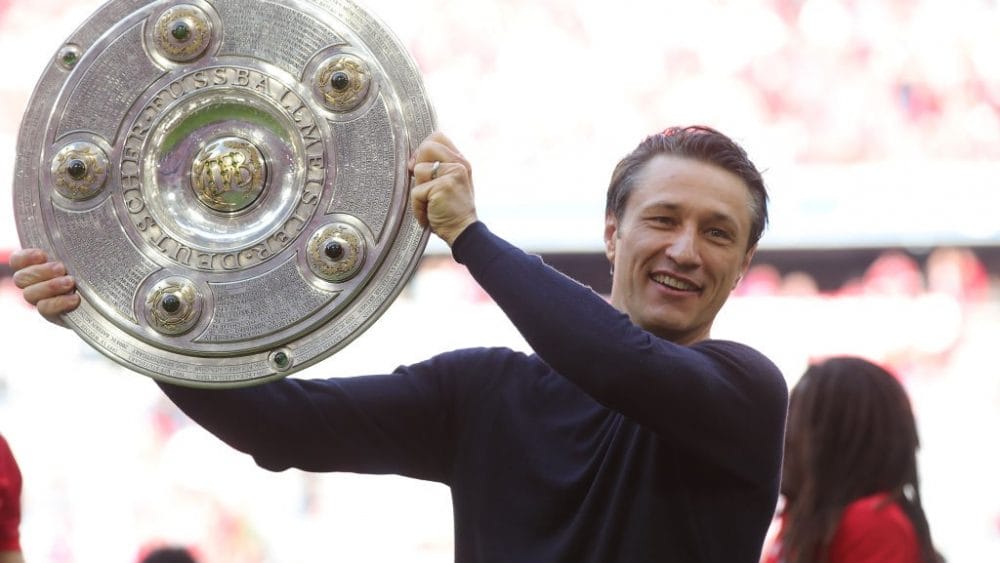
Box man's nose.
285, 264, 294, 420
665, 226, 700, 268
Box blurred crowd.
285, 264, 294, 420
731, 0, 1000, 161
731, 247, 994, 382
392, 0, 1000, 163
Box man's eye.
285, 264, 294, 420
652, 216, 676, 225
707, 228, 733, 240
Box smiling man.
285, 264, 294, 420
12, 126, 787, 563
603, 127, 768, 344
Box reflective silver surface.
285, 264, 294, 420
14, 0, 435, 387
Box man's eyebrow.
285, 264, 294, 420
644, 201, 740, 227
644, 201, 681, 212
706, 211, 739, 227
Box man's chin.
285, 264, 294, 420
642, 319, 692, 343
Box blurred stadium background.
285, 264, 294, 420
1, 0, 998, 561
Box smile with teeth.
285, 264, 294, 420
652, 273, 700, 292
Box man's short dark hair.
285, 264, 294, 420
605, 126, 769, 249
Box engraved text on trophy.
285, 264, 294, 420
119, 66, 327, 272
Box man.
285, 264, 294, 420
12, 126, 788, 562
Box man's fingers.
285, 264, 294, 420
410, 144, 456, 172
8, 248, 77, 326
12, 261, 67, 290
37, 294, 80, 326
409, 134, 469, 174
413, 161, 458, 184
9, 248, 47, 271
21, 275, 76, 306
426, 130, 462, 155
410, 185, 429, 228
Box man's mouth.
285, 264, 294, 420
651, 273, 700, 292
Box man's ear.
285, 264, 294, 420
604, 214, 618, 264
734, 244, 758, 289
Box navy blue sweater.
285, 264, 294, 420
160, 222, 788, 562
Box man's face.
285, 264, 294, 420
604, 154, 757, 344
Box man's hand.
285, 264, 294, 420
408, 131, 478, 247
9, 248, 79, 327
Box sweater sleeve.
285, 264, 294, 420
157, 349, 495, 482
452, 221, 788, 479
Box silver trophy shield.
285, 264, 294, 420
13, 0, 436, 387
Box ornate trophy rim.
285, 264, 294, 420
14, 0, 435, 387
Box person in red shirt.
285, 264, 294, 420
763, 357, 943, 563
0, 434, 24, 563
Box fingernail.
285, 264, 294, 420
50, 262, 66, 275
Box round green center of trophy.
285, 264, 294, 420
190, 137, 267, 213
273, 352, 289, 368
171, 21, 191, 42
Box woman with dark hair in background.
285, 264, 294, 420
763, 356, 944, 563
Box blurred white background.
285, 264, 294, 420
1, 0, 998, 561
